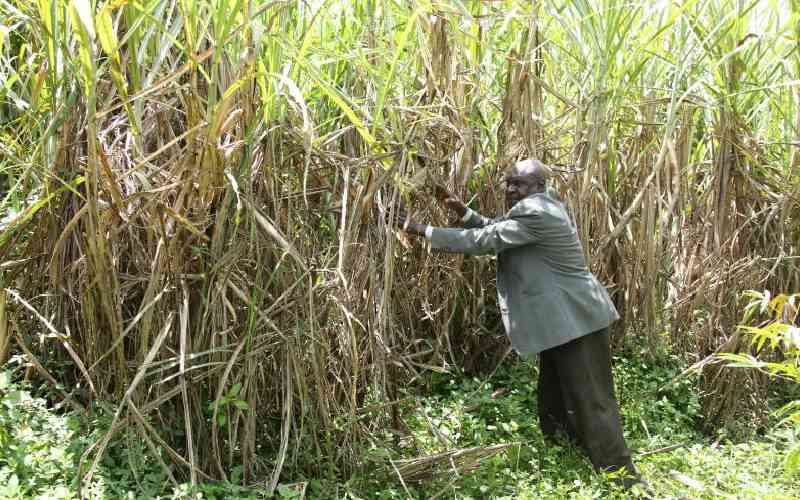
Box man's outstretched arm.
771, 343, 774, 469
426, 215, 539, 255
385, 187, 520, 252
461, 207, 499, 229
388, 211, 539, 256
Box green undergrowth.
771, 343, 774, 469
1, 342, 798, 499
332, 343, 799, 499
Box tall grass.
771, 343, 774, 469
0, 0, 798, 487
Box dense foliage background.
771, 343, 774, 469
1, 0, 799, 497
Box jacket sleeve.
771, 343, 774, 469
429, 214, 540, 256
462, 208, 499, 229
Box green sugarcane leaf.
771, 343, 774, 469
96, 5, 118, 55
70, 0, 96, 41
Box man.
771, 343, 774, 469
393, 159, 647, 491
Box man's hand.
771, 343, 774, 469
434, 185, 467, 219
385, 208, 427, 237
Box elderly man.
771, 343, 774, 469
395, 159, 646, 491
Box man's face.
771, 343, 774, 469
504, 175, 540, 209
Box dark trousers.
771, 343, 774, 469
537, 328, 636, 476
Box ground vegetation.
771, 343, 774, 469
0, 0, 799, 496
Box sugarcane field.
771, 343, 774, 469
1, 0, 800, 498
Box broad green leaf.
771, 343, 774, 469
290, 0, 334, 82
786, 444, 800, 474
36, 0, 53, 35
70, 0, 96, 41
96, 5, 118, 55
0, 25, 8, 54
371, 6, 425, 136
302, 65, 376, 147
229, 382, 242, 397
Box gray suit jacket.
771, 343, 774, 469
429, 191, 619, 355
